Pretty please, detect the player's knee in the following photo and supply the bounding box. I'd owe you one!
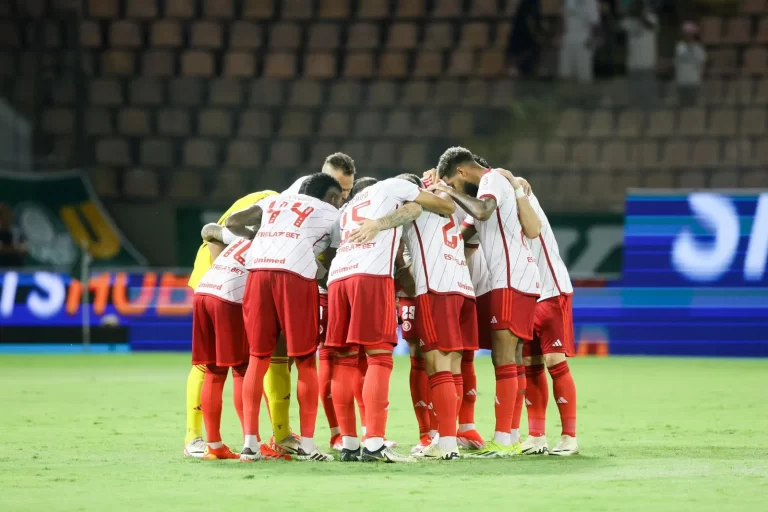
[543,352,566,368]
[461,350,475,365]
[407,341,421,358]
[523,355,543,367]
[366,351,393,369]
[232,364,248,378]
[206,364,228,376]
[294,353,316,370]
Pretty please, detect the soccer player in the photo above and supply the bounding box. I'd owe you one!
[325,177,455,463]
[184,189,278,457]
[435,147,542,457]
[285,152,355,200]
[226,173,343,462]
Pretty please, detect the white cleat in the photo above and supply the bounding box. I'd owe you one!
[419,443,460,461]
[410,435,433,455]
[297,448,335,462]
[239,446,262,462]
[362,445,417,463]
[384,439,398,449]
[273,435,301,455]
[183,437,206,458]
[550,435,579,456]
[520,435,549,455]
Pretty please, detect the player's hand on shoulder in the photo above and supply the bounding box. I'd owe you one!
[493,168,524,191]
[348,218,381,244]
[422,168,438,188]
[518,177,532,196]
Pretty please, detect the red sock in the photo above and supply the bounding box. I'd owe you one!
[232,364,247,436]
[428,371,458,438]
[511,364,526,431]
[525,364,548,436]
[549,361,577,437]
[318,347,338,430]
[453,374,464,425]
[243,355,271,437]
[409,356,431,434]
[331,354,359,438]
[494,364,518,434]
[363,351,393,439]
[356,351,367,428]
[202,365,228,443]
[459,351,477,425]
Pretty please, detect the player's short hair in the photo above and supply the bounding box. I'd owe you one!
[350,177,377,199]
[324,152,356,176]
[396,173,423,188]
[437,146,477,179]
[472,154,491,169]
[299,172,342,199]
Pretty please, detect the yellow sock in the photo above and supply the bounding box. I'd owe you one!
[264,357,291,440]
[184,365,206,444]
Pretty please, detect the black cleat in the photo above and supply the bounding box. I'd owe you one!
[339,447,362,462]
[361,445,416,463]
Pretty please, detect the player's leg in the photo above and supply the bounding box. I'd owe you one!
[318,344,340,448]
[264,333,292,445]
[355,346,367,437]
[510,342,526,454]
[421,349,461,460]
[201,364,239,459]
[459,294,487,449]
[487,329,520,456]
[232,363,247,435]
[408,341,433,453]
[521,349,549,455]
[186,294,215,458]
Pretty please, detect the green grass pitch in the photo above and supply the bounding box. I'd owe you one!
[1,354,767,511]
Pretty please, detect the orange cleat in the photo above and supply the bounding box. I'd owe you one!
[203,444,240,460]
[260,444,292,461]
[457,429,486,450]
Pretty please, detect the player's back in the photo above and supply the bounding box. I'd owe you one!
[246,193,339,279]
[473,170,540,296]
[329,178,420,283]
[456,206,491,297]
[196,237,251,303]
[402,209,473,298]
[526,193,573,300]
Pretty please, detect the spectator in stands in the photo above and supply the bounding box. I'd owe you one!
[559,0,602,84]
[507,0,544,78]
[675,22,707,107]
[0,203,26,267]
[620,0,659,108]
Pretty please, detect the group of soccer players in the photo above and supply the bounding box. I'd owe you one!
[182,147,579,462]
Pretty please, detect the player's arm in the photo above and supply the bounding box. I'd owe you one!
[316,247,337,290]
[224,204,263,239]
[413,190,455,215]
[490,169,541,238]
[394,240,416,297]
[461,223,478,260]
[347,201,423,244]
[434,184,497,221]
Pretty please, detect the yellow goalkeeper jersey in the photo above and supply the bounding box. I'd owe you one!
[187,190,278,290]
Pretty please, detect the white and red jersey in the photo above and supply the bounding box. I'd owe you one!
[527,193,573,302]
[455,207,491,297]
[402,209,474,298]
[246,193,340,280]
[328,178,420,284]
[195,237,251,304]
[463,170,540,297]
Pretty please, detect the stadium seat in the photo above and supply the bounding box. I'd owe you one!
[691,139,721,168]
[379,51,409,78]
[413,109,441,137]
[271,23,302,50]
[722,17,752,45]
[710,168,740,188]
[305,52,337,78]
[165,0,197,18]
[42,108,73,135]
[208,79,243,106]
[141,50,174,77]
[370,142,397,167]
[248,79,284,106]
[755,78,768,103]
[89,79,123,105]
[679,108,706,136]
[169,170,204,199]
[742,0,766,14]
[354,110,383,137]
[367,81,397,106]
[742,107,766,135]
[540,0,562,16]
[124,168,160,198]
[477,50,505,77]
[602,141,634,170]
[344,52,375,78]
[470,0,498,17]
[204,0,234,18]
[741,169,768,187]
[460,23,489,49]
[571,141,598,167]
[423,23,454,49]
[708,108,737,136]
[542,141,568,168]
[723,78,754,105]
[743,46,768,75]
[308,141,338,163]
[184,138,219,167]
[614,168,641,191]
[387,23,419,49]
[512,139,539,167]
[140,138,174,167]
[723,138,751,165]
[243,0,274,19]
[660,140,690,168]
[102,50,135,76]
[226,140,263,167]
[329,81,363,106]
[238,110,273,137]
[757,17,768,43]
[89,167,120,198]
[198,109,233,137]
[637,141,661,168]
[447,50,474,76]
[264,53,297,78]
[268,140,303,168]
[88,0,119,18]
[318,0,350,19]
[118,108,150,135]
[181,51,214,77]
[86,108,113,135]
[754,138,768,164]
[318,111,349,137]
[151,20,183,48]
[644,171,675,189]
[109,21,142,48]
[556,109,585,138]
[230,21,263,49]
[339,141,366,164]
[395,0,426,18]
[224,52,256,77]
[348,22,381,49]
[358,0,389,19]
[157,108,191,136]
[434,80,461,105]
[191,21,223,49]
[127,0,158,18]
[399,142,428,169]
[432,0,463,18]
[678,170,707,189]
[288,80,323,106]
[617,110,644,138]
[489,80,515,106]
[701,79,723,105]
[384,110,412,136]
[79,20,101,48]
[700,17,722,45]
[495,22,512,48]
[413,51,443,78]
[586,110,612,138]
[551,174,584,207]
[400,81,430,105]
[647,109,676,137]
[708,48,739,75]
[448,110,473,138]
[462,80,489,106]
[211,170,246,200]
[308,23,340,50]
[282,0,314,19]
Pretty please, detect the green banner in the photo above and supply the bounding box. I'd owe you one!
[176,206,228,267]
[0,171,146,267]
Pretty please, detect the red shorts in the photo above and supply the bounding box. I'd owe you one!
[191,294,248,367]
[318,292,329,343]
[476,292,492,350]
[525,294,575,357]
[484,287,538,344]
[398,296,418,340]
[416,293,479,353]
[326,275,398,348]
[242,270,319,358]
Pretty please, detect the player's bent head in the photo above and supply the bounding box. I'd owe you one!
[472,154,491,169]
[437,146,485,192]
[322,152,356,200]
[299,172,344,208]
[395,173,424,188]
[350,177,377,200]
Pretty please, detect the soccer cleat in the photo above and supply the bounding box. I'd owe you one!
[465,440,515,459]
[410,434,434,455]
[339,447,362,462]
[297,448,335,462]
[203,444,240,460]
[260,444,292,461]
[520,435,549,455]
[509,441,523,455]
[384,438,398,448]
[457,429,486,450]
[183,437,206,458]
[362,445,416,463]
[272,434,301,455]
[550,435,579,456]
[239,446,262,463]
[330,434,343,451]
[419,443,460,461]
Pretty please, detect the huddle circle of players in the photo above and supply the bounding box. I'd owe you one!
[186,148,579,463]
